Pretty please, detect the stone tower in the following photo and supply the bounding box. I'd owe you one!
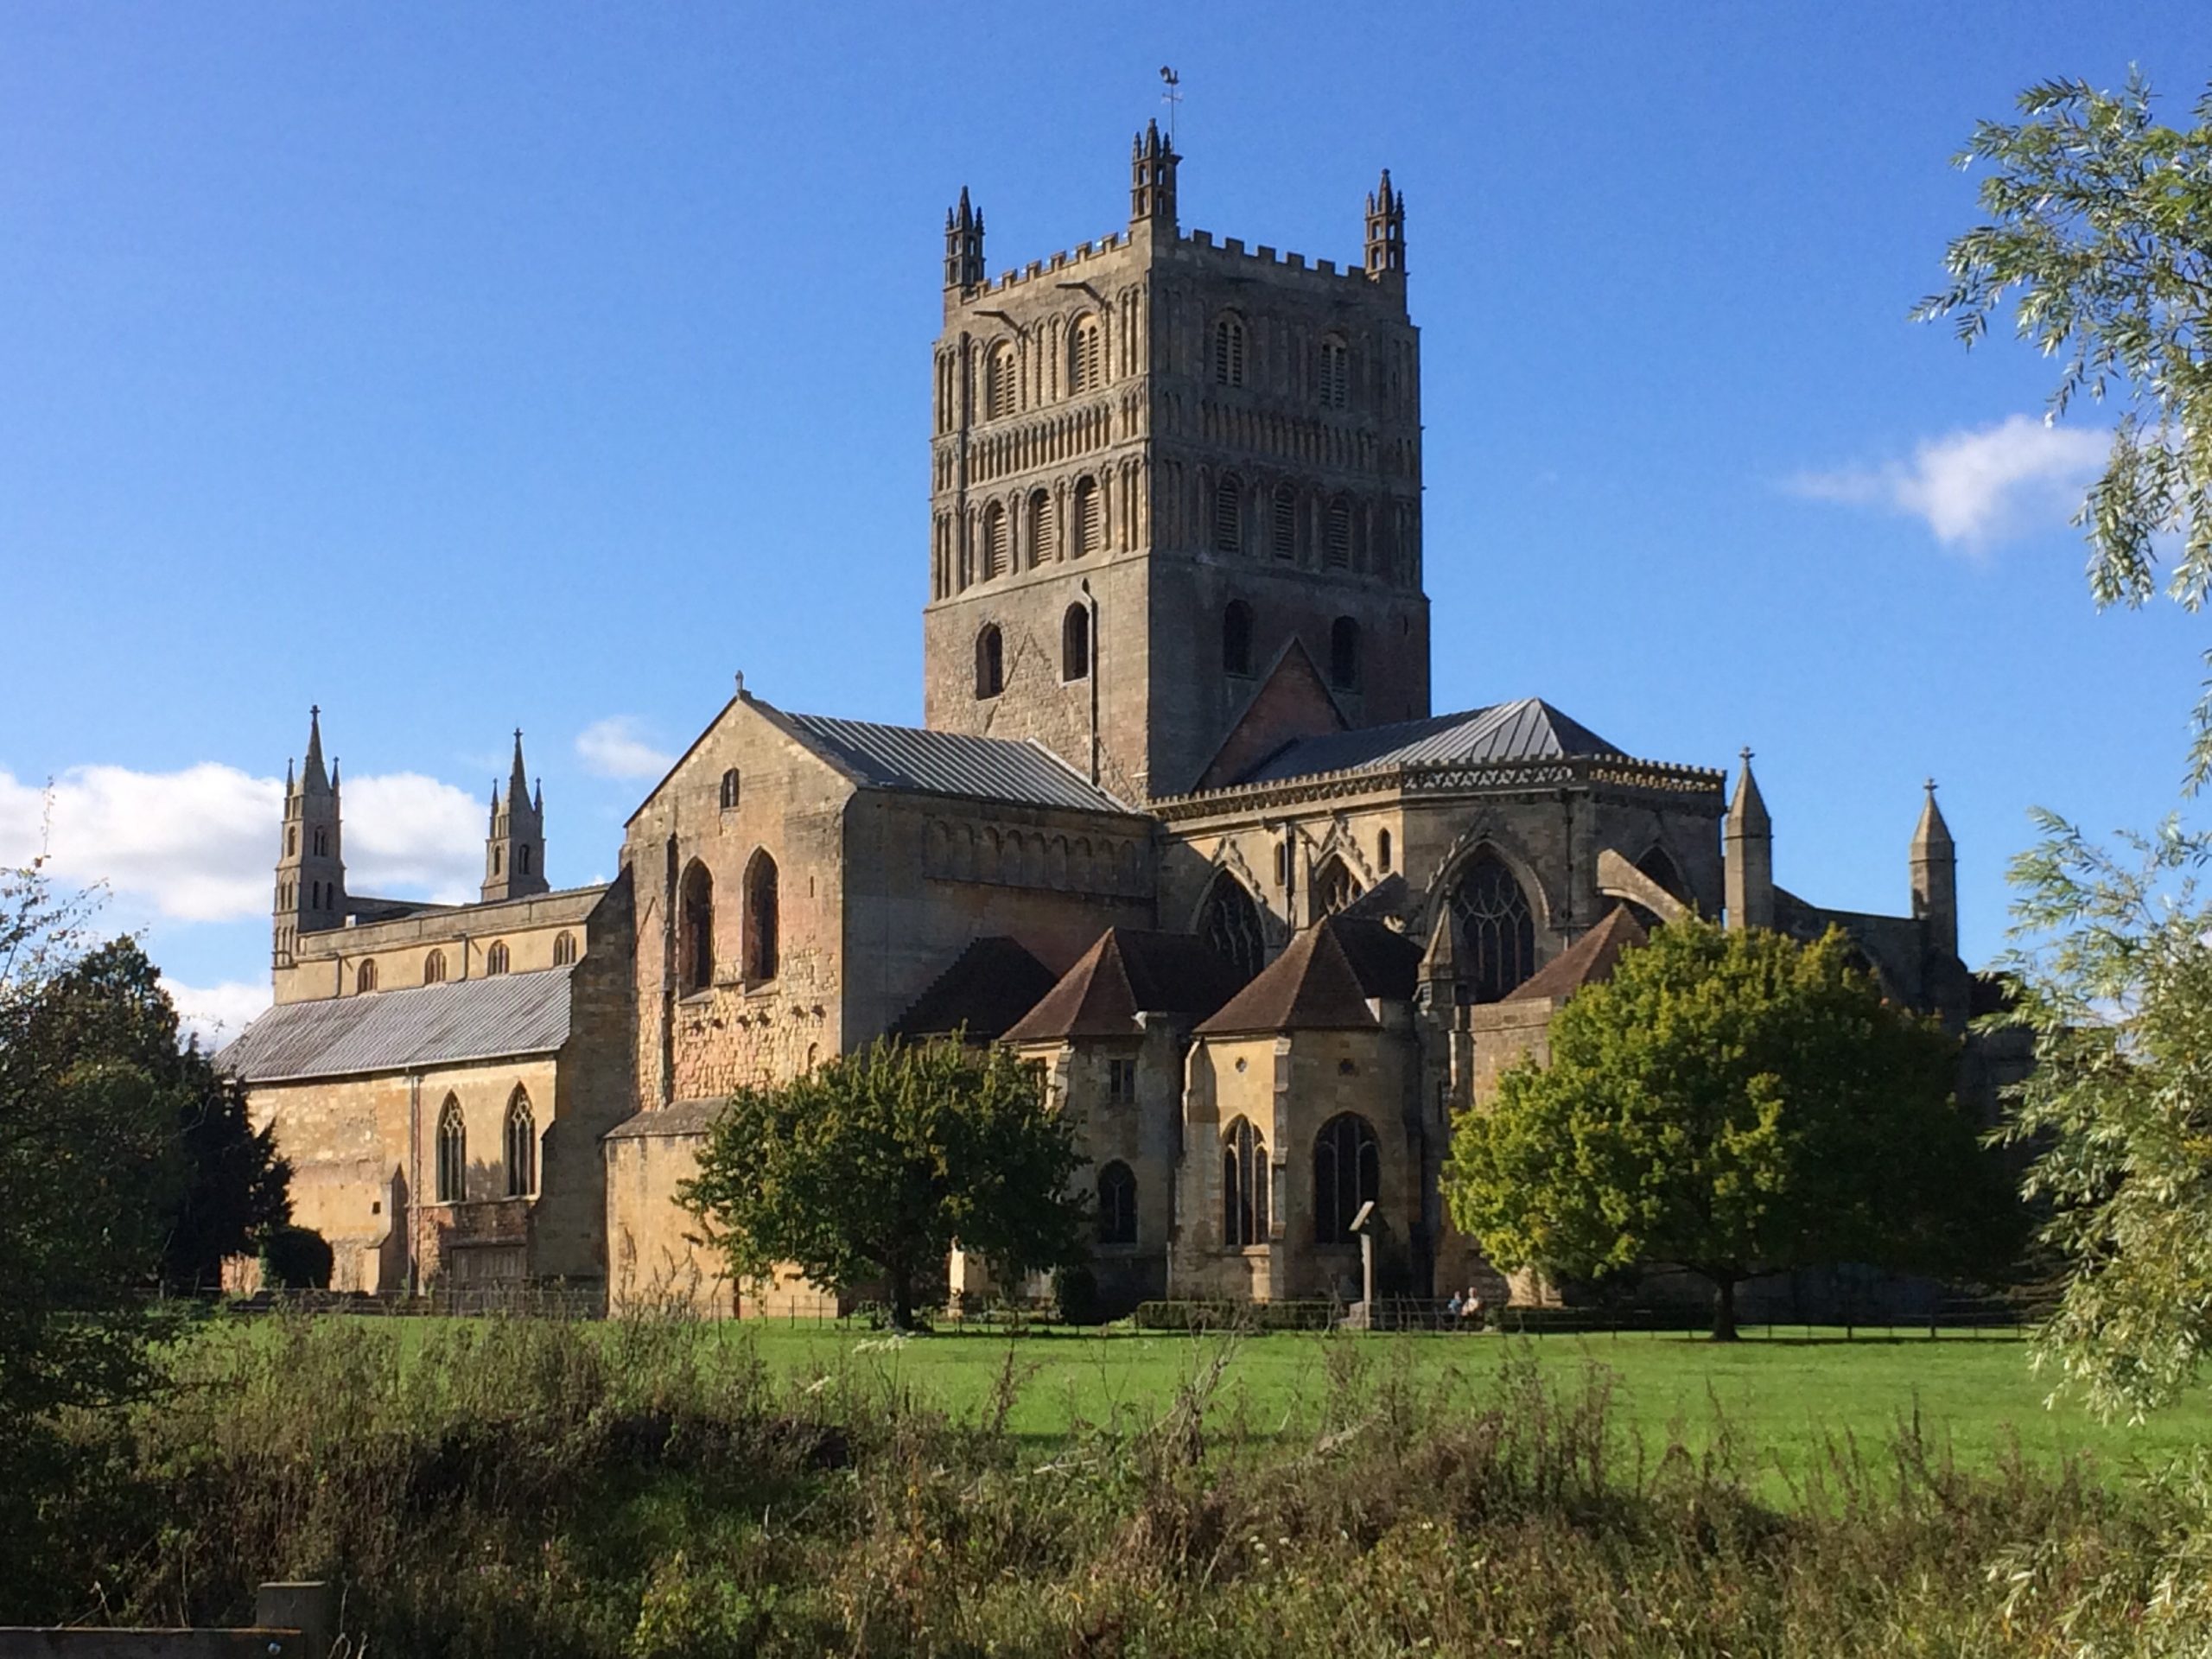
[272,706,346,966]
[1910,780,1956,958]
[921,130,1429,801]
[482,730,549,903]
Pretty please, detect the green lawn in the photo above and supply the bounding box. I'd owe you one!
[726,1323,2206,1484]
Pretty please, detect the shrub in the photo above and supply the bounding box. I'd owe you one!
[258,1225,334,1290]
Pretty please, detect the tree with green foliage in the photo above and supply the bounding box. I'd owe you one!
[681,1037,1086,1328]
[1915,71,2212,784]
[1445,917,2003,1339]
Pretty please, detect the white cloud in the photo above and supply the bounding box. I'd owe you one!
[1790,415,2107,551]
[0,763,485,923]
[576,716,674,781]
[163,976,272,1047]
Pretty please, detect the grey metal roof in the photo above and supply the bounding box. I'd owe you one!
[780,712,1134,815]
[217,968,574,1084]
[1239,697,1624,785]
[604,1098,728,1140]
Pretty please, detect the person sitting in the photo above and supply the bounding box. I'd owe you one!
[1444,1288,1465,1327]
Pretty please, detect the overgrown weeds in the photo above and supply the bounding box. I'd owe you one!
[18,1313,2199,1655]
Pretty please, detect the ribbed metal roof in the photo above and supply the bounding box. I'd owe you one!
[217,969,574,1084]
[1239,697,1624,785]
[781,713,1133,814]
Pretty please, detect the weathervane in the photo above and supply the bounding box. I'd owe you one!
[1160,66,1181,147]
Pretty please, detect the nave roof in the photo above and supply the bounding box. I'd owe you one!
[1236,697,1624,785]
[218,967,574,1084]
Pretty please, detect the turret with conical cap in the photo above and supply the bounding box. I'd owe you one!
[1910,779,1957,958]
[272,704,346,969]
[1723,747,1774,931]
[482,728,549,903]
[1129,118,1179,227]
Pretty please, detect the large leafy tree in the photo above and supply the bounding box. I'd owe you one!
[1445,918,2002,1339]
[681,1038,1086,1328]
[1915,72,2212,783]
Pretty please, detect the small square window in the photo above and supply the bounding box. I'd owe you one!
[1107,1058,1137,1102]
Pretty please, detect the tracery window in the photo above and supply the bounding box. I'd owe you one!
[743,849,779,983]
[679,861,714,992]
[485,941,511,976]
[1313,1114,1380,1244]
[435,1096,465,1203]
[552,931,576,967]
[1222,601,1255,677]
[1312,855,1363,918]
[1212,315,1247,387]
[1448,850,1538,1005]
[1097,1160,1137,1245]
[1271,484,1298,560]
[504,1088,537,1198]
[975,625,1004,698]
[986,342,1017,420]
[1069,314,1102,394]
[1329,617,1361,690]
[423,948,447,984]
[1319,336,1350,409]
[1223,1117,1268,1247]
[1199,873,1266,982]
[1212,473,1243,554]
[1062,603,1090,680]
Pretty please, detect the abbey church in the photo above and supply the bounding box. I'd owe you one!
[221,128,1978,1315]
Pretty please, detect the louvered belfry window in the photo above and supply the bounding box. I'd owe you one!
[1070,315,1102,393]
[1272,486,1297,559]
[1212,474,1242,554]
[1213,315,1245,387]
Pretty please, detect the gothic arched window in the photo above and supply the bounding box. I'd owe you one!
[1325,496,1353,569]
[975,624,1004,698]
[1222,601,1255,677]
[1069,314,1102,394]
[1312,855,1363,918]
[504,1088,536,1198]
[1212,473,1243,554]
[1062,603,1090,680]
[986,341,1016,420]
[743,849,779,983]
[1199,873,1266,982]
[1071,476,1100,557]
[1027,488,1054,565]
[1329,617,1361,690]
[1637,845,1685,900]
[355,958,378,994]
[435,1096,465,1204]
[679,860,714,993]
[1271,484,1298,560]
[552,931,576,967]
[719,768,741,810]
[1313,1113,1380,1243]
[1223,1117,1268,1247]
[1378,829,1394,874]
[423,948,447,985]
[1319,335,1350,409]
[1448,850,1538,1005]
[1097,1160,1137,1245]
[485,941,510,976]
[1213,315,1247,387]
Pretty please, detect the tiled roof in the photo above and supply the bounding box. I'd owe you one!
[217,969,573,1084]
[887,937,1061,1044]
[1504,905,1648,1002]
[1196,917,1421,1036]
[1003,929,1249,1044]
[779,712,1135,815]
[1237,697,1624,785]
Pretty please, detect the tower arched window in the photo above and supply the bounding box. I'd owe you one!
[1211,474,1243,554]
[1329,617,1361,690]
[1447,849,1539,1005]
[518,846,531,875]
[1313,1114,1380,1243]
[552,931,576,967]
[986,341,1017,420]
[1071,476,1100,558]
[493,846,503,876]
[1198,873,1265,982]
[1027,488,1054,565]
[355,958,378,994]
[504,1087,537,1198]
[1223,1117,1268,1247]
[1069,314,1102,394]
[1097,1160,1137,1245]
[1271,484,1298,560]
[435,1096,466,1204]
[1378,829,1394,874]
[1061,603,1090,680]
[286,826,296,855]
[485,940,510,976]
[313,828,328,856]
[743,849,779,983]
[1212,315,1247,387]
[1318,336,1350,409]
[678,861,713,993]
[981,500,1009,579]
[1312,855,1363,918]
[1325,497,1354,568]
[1222,601,1255,677]
[975,624,1004,698]
[719,768,741,810]
[424,948,447,984]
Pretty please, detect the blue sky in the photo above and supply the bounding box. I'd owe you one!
[3,3,2205,1035]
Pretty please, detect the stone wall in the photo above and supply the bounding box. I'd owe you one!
[275,886,603,1005]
